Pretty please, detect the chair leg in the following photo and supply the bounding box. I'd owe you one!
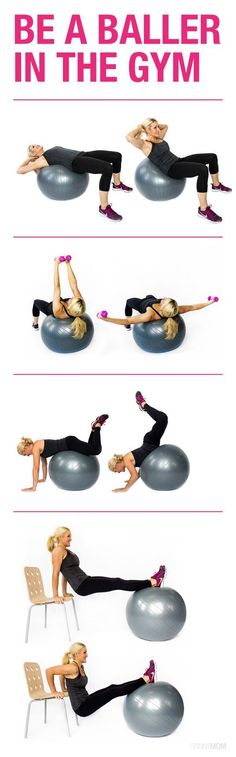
[71,598,79,630]
[44,604,47,629]
[61,699,71,737]
[75,714,80,726]
[44,699,47,723]
[25,606,33,643]
[24,701,32,738]
[62,604,71,641]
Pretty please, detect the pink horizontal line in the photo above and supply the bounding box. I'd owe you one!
[14,373,223,377]
[13,236,223,239]
[13,510,223,514]
[13,98,223,102]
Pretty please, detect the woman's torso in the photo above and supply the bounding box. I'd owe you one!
[131,443,157,468]
[51,297,71,319]
[60,549,88,590]
[43,146,83,170]
[40,437,69,458]
[140,295,162,320]
[145,140,179,175]
[65,668,88,712]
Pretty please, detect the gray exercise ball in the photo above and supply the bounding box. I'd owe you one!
[37,165,89,201]
[140,444,190,491]
[124,681,184,737]
[49,451,100,491]
[133,317,186,353]
[135,160,186,201]
[126,587,186,641]
[41,315,94,354]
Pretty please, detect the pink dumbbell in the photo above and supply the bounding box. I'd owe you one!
[58,256,66,263]
[98,310,108,318]
[65,255,72,262]
[208,296,219,302]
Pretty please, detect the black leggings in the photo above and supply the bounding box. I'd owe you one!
[76,677,144,717]
[32,299,53,317]
[168,153,219,192]
[65,430,101,456]
[125,295,157,317]
[77,576,150,596]
[72,150,122,191]
[143,404,168,446]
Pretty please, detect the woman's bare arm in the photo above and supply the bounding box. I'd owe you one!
[38,457,47,483]
[66,261,82,298]
[17,156,47,174]
[46,663,77,697]
[178,300,217,314]
[21,446,41,492]
[51,547,65,602]
[157,124,168,138]
[59,674,67,693]
[97,312,151,326]
[126,125,145,150]
[52,259,63,314]
[112,455,139,493]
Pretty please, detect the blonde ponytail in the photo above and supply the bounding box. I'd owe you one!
[70,317,87,340]
[65,297,87,340]
[47,526,70,552]
[163,317,179,341]
[62,642,86,665]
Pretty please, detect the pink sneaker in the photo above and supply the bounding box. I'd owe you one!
[99,204,122,221]
[112,181,133,193]
[91,414,109,429]
[151,565,166,587]
[198,205,222,223]
[144,660,156,683]
[211,182,232,192]
[135,390,146,409]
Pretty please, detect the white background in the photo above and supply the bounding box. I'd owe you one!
[1,0,235,755]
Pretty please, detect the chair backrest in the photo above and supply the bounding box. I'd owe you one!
[24,662,45,698]
[24,567,47,603]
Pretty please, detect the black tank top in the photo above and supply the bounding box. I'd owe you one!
[60,549,87,590]
[40,437,69,458]
[65,667,88,712]
[148,141,178,175]
[131,442,156,468]
[49,298,70,319]
[140,295,161,313]
[43,147,82,170]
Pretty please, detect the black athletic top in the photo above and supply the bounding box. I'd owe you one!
[131,441,157,468]
[43,147,82,169]
[60,549,88,590]
[148,141,178,175]
[65,668,89,712]
[139,295,161,313]
[48,298,70,319]
[40,437,69,458]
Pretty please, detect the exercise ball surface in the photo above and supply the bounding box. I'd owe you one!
[37,165,89,201]
[41,315,94,353]
[133,316,186,353]
[124,681,184,737]
[135,159,186,201]
[140,444,190,491]
[126,587,186,641]
[49,451,100,491]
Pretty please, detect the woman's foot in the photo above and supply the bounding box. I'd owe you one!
[112,181,133,193]
[151,565,166,587]
[198,206,222,223]
[91,414,109,429]
[32,323,39,330]
[135,390,146,409]
[143,660,156,684]
[211,182,232,192]
[99,204,123,221]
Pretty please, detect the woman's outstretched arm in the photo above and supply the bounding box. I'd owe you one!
[21,447,41,492]
[52,258,63,314]
[38,457,47,483]
[97,312,151,326]
[66,260,83,298]
[178,300,218,314]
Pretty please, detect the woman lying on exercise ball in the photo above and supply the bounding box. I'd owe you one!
[46,643,156,716]
[47,526,166,602]
[97,295,218,339]
[32,256,87,339]
[16,414,108,492]
[126,119,231,222]
[17,144,133,221]
[108,391,168,493]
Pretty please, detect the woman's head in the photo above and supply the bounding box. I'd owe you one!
[108,454,125,473]
[63,642,87,665]
[28,144,44,159]
[47,526,72,552]
[159,298,179,341]
[66,298,87,340]
[141,118,161,139]
[17,437,34,456]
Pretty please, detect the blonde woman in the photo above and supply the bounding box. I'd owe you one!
[109,391,168,493]
[47,526,166,603]
[17,414,108,492]
[126,118,231,223]
[32,257,87,340]
[97,294,218,339]
[46,643,155,716]
[17,144,133,221]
